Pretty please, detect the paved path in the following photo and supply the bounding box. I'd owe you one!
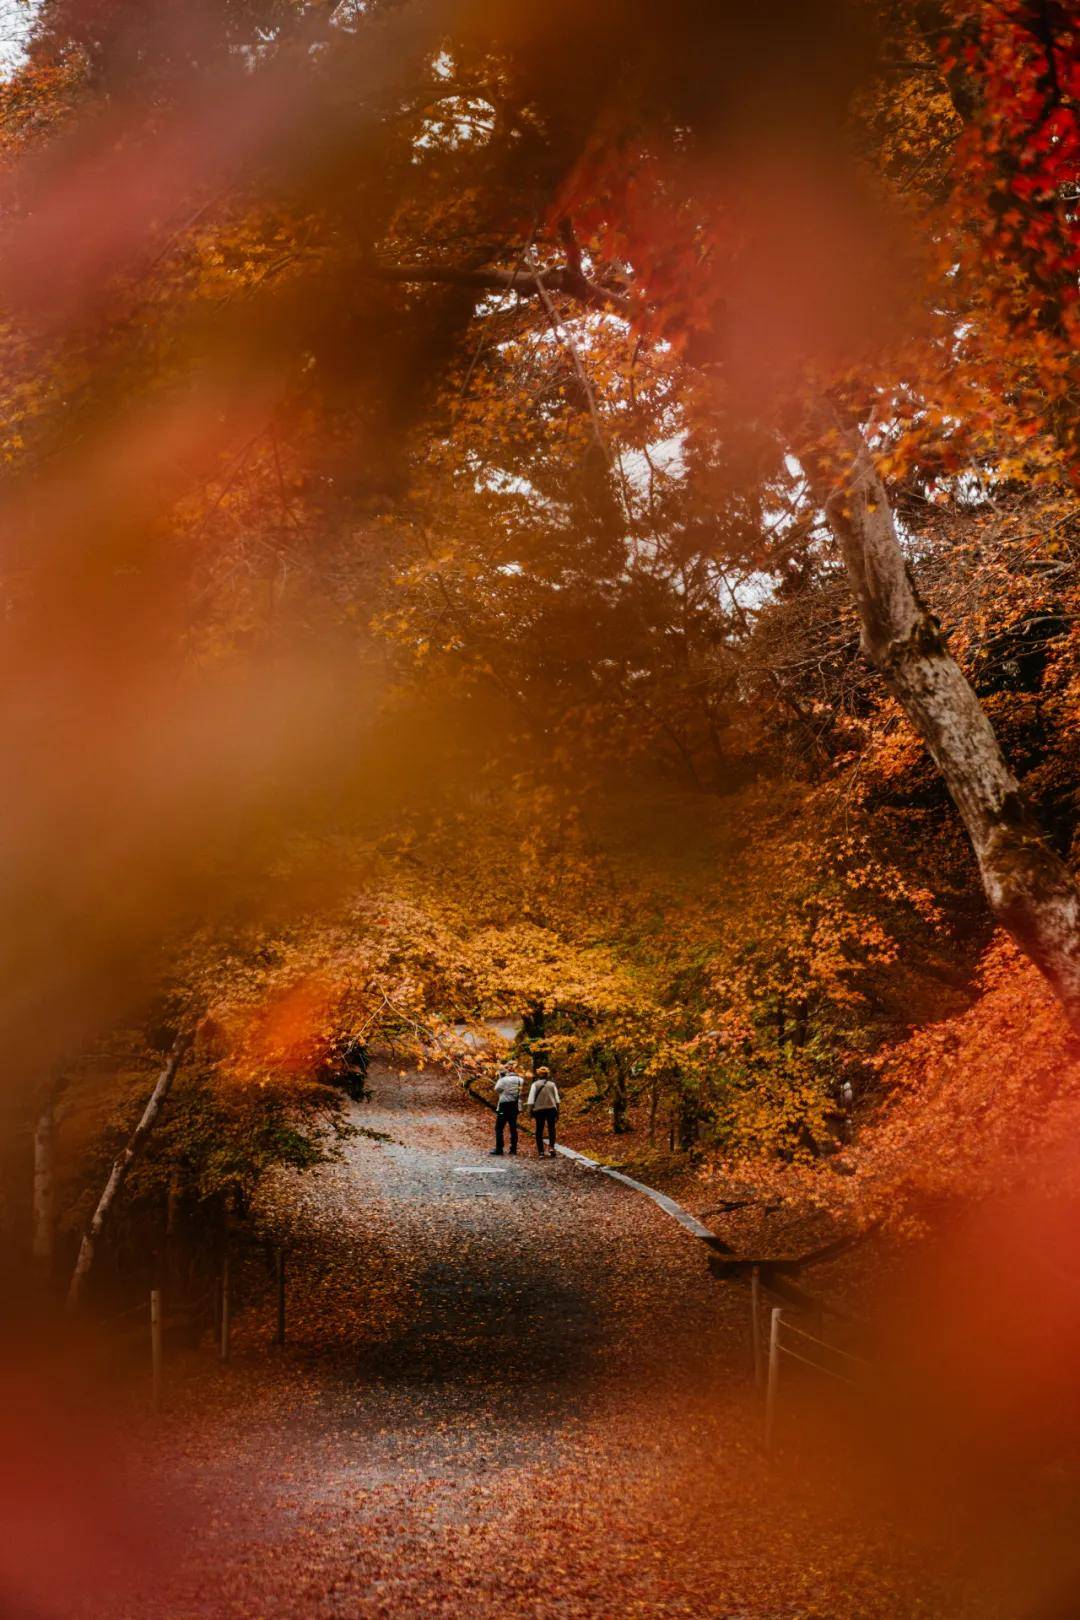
[104,1065,948,1619]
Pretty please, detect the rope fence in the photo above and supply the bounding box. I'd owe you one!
[88,1243,291,1412]
[763,1303,874,1450]
[779,1314,871,1369]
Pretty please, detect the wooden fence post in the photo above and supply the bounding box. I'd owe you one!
[765,1307,782,1451]
[274,1248,285,1346]
[150,1288,162,1410]
[750,1265,763,1387]
[220,1256,230,1362]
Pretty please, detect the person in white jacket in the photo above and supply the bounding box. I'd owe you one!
[527,1067,560,1158]
[490,1066,523,1156]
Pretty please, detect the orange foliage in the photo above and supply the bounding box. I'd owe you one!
[218,973,339,1086]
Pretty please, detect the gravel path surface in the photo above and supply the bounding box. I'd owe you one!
[96,1065,971,1619]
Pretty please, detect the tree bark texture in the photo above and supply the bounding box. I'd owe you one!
[824,429,1080,1027]
[611,1063,630,1134]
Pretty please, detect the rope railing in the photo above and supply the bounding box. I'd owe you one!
[85,1243,290,1412]
[764,1306,873,1450]
[776,1342,860,1384]
[94,1295,152,1327]
[778,1314,872,1367]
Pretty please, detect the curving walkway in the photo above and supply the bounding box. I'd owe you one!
[104,1064,962,1619]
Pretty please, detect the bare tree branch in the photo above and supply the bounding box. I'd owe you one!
[373,261,631,317]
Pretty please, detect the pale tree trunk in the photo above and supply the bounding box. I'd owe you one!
[824,429,1080,1027]
[32,1097,56,1268]
[66,1033,190,1312]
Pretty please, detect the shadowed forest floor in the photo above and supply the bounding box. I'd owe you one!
[75,1066,1010,1619]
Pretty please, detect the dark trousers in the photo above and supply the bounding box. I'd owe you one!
[534,1108,557,1153]
[495,1102,519,1154]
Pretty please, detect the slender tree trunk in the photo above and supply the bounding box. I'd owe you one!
[611,1061,630,1134]
[824,429,1080,1027]
[66,1033,190,1312]
[32,1097,56,1268]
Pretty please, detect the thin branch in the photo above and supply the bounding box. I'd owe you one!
[374,261,631,318]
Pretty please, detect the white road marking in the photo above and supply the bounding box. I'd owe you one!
[554,1146,718,1239]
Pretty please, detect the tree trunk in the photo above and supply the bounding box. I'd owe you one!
[611,1062,630,1134]
[66,1033,190,1312]
[32,1097,56,1268]
[824,429,1080,1027]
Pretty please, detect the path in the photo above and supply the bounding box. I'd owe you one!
[102,1065,964,1619]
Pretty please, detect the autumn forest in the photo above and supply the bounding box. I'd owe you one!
[3,3,1080,1617]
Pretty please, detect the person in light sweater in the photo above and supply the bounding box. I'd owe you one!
[527,1067,560,1158]
[490,1066,523,1156]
